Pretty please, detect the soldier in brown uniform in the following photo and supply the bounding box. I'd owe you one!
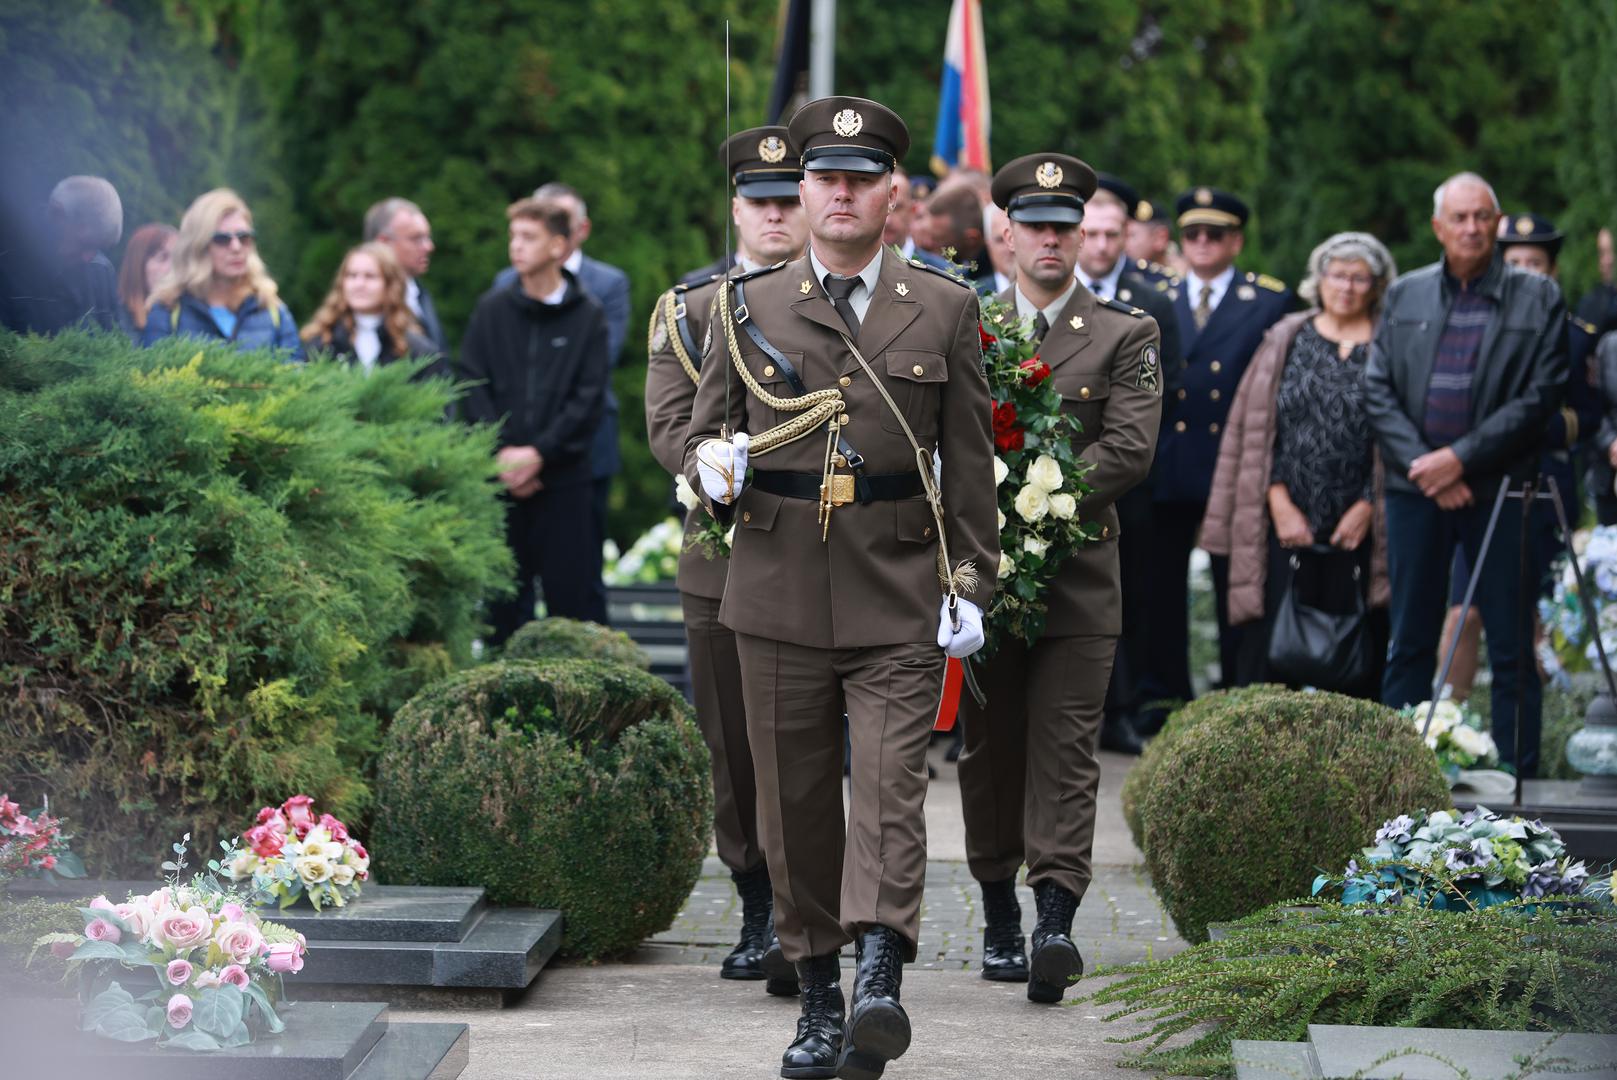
[956,153,1163,1004]
[683,97,999,1080]
[645,126,808,991]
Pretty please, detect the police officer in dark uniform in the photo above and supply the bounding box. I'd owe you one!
[1139,187,1292,731]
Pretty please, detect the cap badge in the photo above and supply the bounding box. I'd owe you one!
[1195,187,1214,206]
[894,282,910,297]
[1036,161,1064,189]
[759,136,787,164]
[1069,315,1085,331]
[1516,215,1535,236]
[800,279,814,295]
[832,109,864,138]
[1135,201,1152,222]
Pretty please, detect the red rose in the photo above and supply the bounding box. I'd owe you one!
[1019,356,1052,387]
[991,400,1025,452]
[979,324,996,350]
[246,823,284,858]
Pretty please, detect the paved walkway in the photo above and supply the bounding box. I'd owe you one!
[392,744,1188,1079]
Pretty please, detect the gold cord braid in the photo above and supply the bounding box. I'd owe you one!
[716,279,845,456]
[659,290,702,387]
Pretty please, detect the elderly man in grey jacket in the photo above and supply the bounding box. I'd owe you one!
[1364,171,1566,777]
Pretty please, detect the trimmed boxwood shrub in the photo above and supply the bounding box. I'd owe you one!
[1121,686,1291,854]
[504,618,651,671]
[372,658,712,959]
[1138,689,1452,943]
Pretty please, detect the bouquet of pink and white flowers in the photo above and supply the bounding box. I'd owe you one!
[35,836,305,1051]
[1,793,85,881]
[229,795,370,911]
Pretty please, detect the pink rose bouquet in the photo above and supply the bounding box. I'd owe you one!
[0,793,86,881]
[229,795,369,911]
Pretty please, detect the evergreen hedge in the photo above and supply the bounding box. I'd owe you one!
[1137,689,1452,943]
[372,659,712,960]
[504,618,652,671]
[0,330,512,876]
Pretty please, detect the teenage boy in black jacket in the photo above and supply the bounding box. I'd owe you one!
[460,196,611,641]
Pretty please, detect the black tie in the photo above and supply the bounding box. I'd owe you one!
[1032,311,1050,344]
[1089,280,1106,299]
[824,275,862,337]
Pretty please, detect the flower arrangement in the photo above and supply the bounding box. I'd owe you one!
[675,474,733,561]
[1540,525,1617,683]
[603,517,684,585]
[978,296,1097,648]
[1402,698,1499,776]
[1311,806,1602,911]
[228,796,369,911]
[35,836,304,1051]
[0,793,86,881]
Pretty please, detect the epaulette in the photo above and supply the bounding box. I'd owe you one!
[907,258,974,289]
[1571,315,1598,336]
[1255,273,1287,293]
[1100,297,1147,318]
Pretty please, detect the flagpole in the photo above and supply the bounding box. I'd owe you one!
[809,0,835,98]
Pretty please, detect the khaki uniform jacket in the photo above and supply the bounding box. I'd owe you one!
[646,275,728,600]
[684,248,999,649]
[997,284,1162,637]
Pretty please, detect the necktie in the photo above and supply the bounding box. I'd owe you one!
[1032,311,1050,344]
[1194,284,1212,331]
[824,275,862,337]
[1089,280,1106,300]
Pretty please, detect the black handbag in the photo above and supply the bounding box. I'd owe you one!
[1265,543,1373,692]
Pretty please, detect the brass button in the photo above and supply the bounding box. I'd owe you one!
[1177,388,1187,400]
[838,415,851,425]
[1210,361,1222,373]
[839,376,852,387]
[763,365,776,377]
[923,526,933,538]
[912,364,925,376]
[1209,422,1220,434]
[1210,389,1221,401]
[743,511,752,523]
[1079,387,1091,400]
[1174,420,1187,433]
[1101,526,1110,538]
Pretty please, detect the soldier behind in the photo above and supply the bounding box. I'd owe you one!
[684,96,998,1080]
[645,125,808,991]
[1076,174,1184,753]
[1124,195,1181,286]
[956,154,1163,1004]
[1138,188,1292,732]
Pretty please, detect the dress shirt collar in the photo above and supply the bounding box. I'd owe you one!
[1081,256,1127,301]
[1014,276,1080,328]
[564,248,584,275]
[1186,265,1236,312]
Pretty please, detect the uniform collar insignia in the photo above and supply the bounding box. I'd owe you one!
[894,282,909,297]
[1070,315,1084,330]
[799,279,813,294]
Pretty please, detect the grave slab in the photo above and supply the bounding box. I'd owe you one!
[1233,1039,1323,1080]
[1307,1025,1617,1080]
[350,1021,470,1080]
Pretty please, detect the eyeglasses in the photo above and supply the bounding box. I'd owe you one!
[1181,226,1229,243]
[1324,270,1375,289]
[210,230,256,248]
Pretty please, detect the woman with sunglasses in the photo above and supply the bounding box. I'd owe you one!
[141,188,303,360]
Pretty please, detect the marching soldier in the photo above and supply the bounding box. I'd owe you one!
[1139,187,1292,733]
[684,96,998,1080]
[956,154,1163,1003]
[645,126,809,992]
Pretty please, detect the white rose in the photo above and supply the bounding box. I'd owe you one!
[1014,484,1050,523]
[993,457,1010,486]
[1048,493,1077,520]
[294,855,333,885]
[1026,454,1063,493]
[228,852,257,881]
[673,474,701,510]
[302,826,332,847]
[299,839,335,862]
[1450,724,1495,760]
[1023,536,1049,558]
[330,863,358,888]
[997,509,1006,530]
[724,525,736,546]
[997,552,1016,579]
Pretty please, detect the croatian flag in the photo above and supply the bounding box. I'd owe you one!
[931,0,991,175]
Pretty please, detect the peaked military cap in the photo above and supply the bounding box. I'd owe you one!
[1497,211,1565,260]
[1175,187,1250,230]
[723,126,802,199]
[1094,172,1140,218]
[788,96,909,174]
[991,153,1098,225]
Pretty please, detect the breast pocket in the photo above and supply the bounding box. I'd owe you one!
[881,350,949,437]
[1059,371,1111,444]
[747,351,805,430]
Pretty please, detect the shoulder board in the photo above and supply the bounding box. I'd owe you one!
[1256,273,1287,293]
[1571,315,1598,336]
[1100,297,1147,318]
[908,258,974,288]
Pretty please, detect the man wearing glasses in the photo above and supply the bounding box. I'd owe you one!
[1139,188,1292,729]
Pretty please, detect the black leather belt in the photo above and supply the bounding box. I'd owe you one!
[752,469,925,504]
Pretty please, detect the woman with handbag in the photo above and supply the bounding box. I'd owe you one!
[1201,232,1398,696]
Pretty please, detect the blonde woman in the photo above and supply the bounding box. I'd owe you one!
[142,188,302,359]
[300,242,444,378]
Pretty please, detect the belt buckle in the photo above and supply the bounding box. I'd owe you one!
[826,473,855,506]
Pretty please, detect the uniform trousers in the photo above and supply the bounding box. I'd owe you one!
[681,592,763,875]
[956,634,1115,901]
[735,633,943,963]
[489,481,608,645]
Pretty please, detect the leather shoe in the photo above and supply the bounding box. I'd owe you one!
[978,877,1027,982]
[723,865,773,980]
[1028,881,1084,1004]
[781,953,843,1079]
[837,926,910,1080]
[764,933,801,996]
[1099,712,1145,755]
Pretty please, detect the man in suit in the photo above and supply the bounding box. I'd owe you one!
[685,96,998,1080]
[957,153,1162,1004]
[926,176,996,292]
[1073,174,1184,753]
[365,198,447,352]
[1139,188,1292,732]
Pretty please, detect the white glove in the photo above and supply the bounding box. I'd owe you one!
[696,431,750,504]
[937,597,985,658]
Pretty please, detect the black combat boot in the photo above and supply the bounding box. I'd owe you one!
[1027,880,1084,1004]
[979,876,1028,982]
[763,930,801,996]
[836,926,910,1080]
[781,953,844,1079]
[724,865,773,980]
